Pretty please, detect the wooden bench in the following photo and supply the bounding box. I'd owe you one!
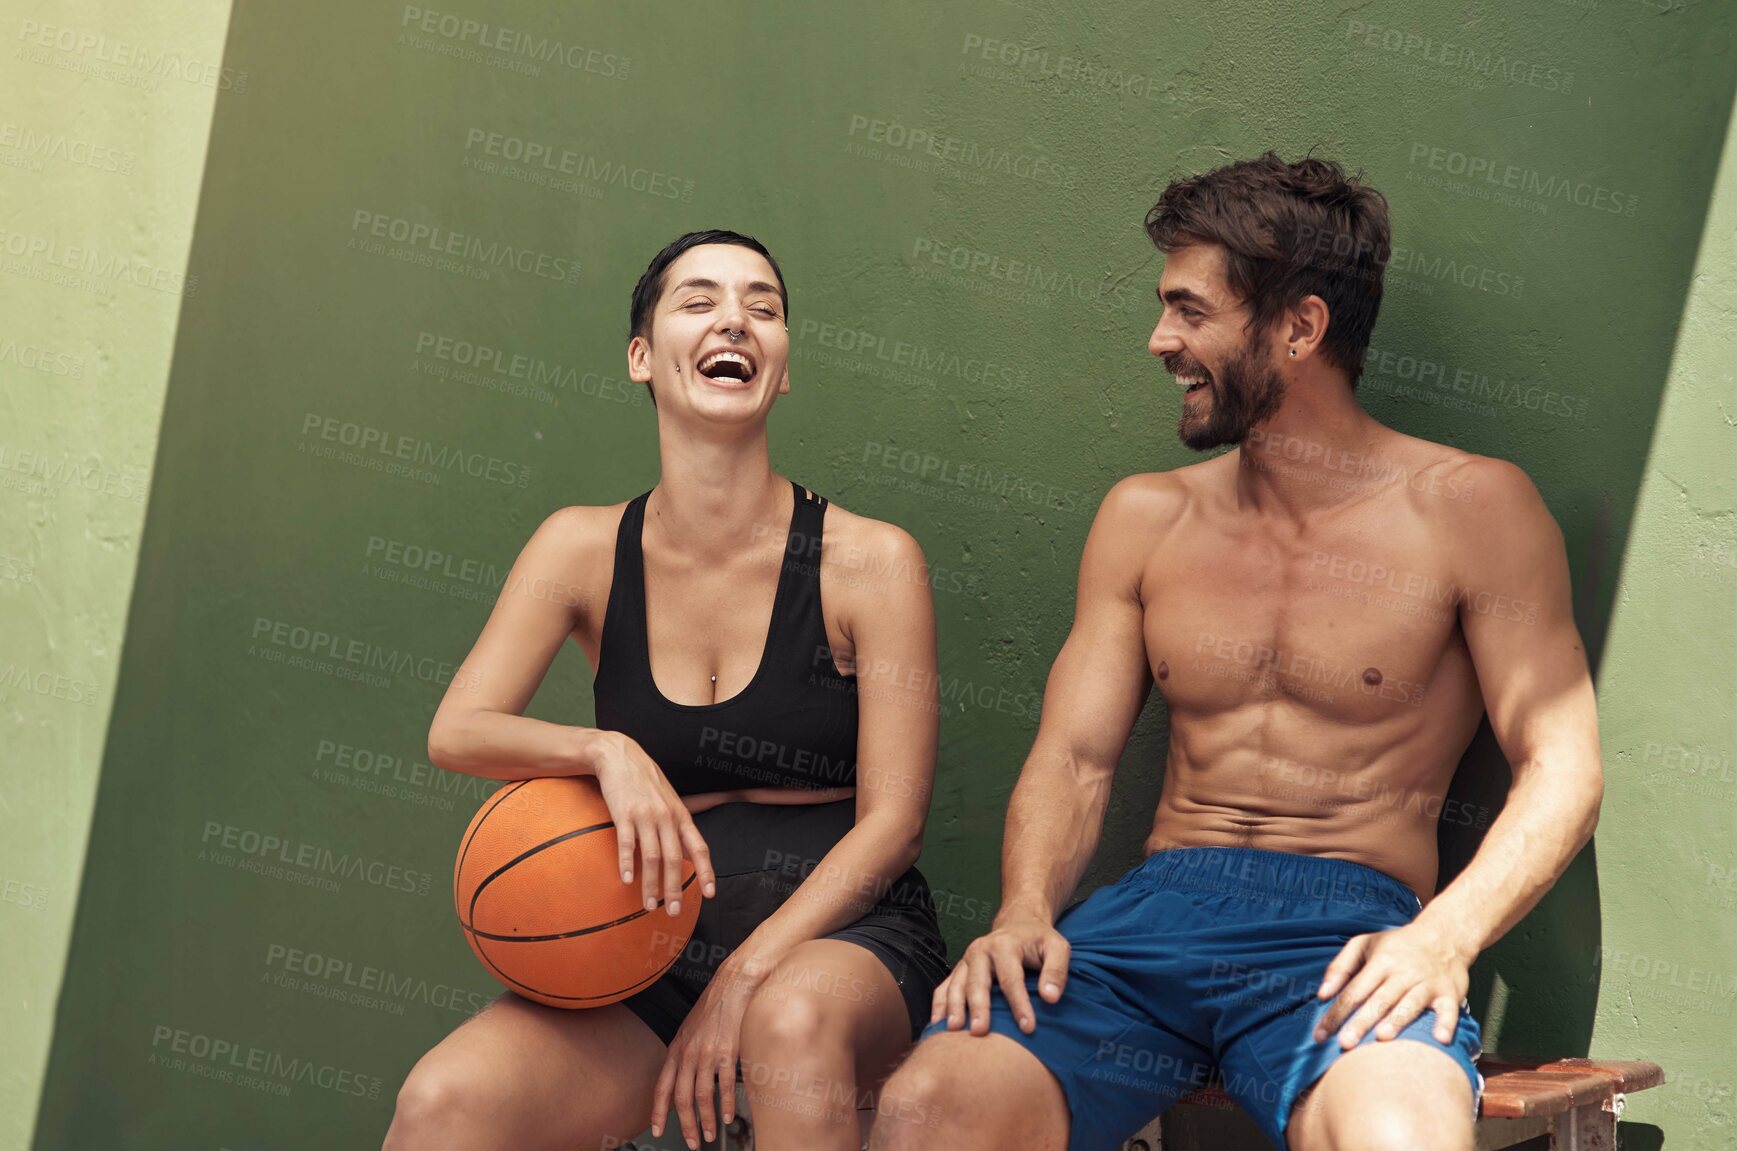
[1119,1056,1665,1151]
[635,1054,1662,1149]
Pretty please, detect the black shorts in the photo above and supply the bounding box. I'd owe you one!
[616,798,951,1047]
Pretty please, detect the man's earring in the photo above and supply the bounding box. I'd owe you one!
[1288,348,1297,357]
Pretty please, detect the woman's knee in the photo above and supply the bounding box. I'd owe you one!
[384,1058,476,1149]
[742,976,843,1052]
[385,1055,630,1151]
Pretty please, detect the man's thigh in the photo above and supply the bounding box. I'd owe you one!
[1285,1039,1477,1151]
[892,865,1212,1149]
[1215,977,1482,1150]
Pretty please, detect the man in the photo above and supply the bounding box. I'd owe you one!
[869,152,1604,1151]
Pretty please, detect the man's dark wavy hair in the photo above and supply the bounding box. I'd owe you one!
[1145,151,1392,389]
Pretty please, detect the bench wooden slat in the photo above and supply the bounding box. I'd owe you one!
[1479,1069,1629,1117]
[1476,1058,1665,1119]
[1477,1058,1664,1094]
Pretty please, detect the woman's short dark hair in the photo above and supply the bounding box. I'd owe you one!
[628,230,788,342]
[1145,151,1392,388]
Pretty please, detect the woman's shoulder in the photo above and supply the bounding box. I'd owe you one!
[806,493,930,600]
[511,499,639,578]
[530,499,635,543]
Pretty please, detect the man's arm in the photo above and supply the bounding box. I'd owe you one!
[1317,458,1605,1047]
[1415,458,1605,953]
[935,476,1162,1034]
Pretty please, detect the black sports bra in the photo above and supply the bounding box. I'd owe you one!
[592,480,859,795]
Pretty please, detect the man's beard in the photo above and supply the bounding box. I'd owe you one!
[1176,339,1287,451]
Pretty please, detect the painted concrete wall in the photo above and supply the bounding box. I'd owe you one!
[4,2,1733,1147]
[1587,83,1737,1148]
[0,2,237,1149]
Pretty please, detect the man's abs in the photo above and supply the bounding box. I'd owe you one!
[1138,451,1491,900]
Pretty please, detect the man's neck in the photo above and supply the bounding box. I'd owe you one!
[1232,388,1390,524]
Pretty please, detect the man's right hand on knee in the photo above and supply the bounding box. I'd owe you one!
[930,913,1070,1035]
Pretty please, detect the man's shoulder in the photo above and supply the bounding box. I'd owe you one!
[1387,439,1559,592]
[1099,457,1224,521]
[1389,433,1544,515]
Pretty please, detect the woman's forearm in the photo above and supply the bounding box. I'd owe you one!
[731,813,922,974]
[427,708,607,780]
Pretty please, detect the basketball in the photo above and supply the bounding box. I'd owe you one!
[454,776,701,1008]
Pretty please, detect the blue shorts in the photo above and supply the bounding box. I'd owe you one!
[916,847,1483,1151]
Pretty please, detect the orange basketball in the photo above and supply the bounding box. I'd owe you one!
[454,776,701,1008]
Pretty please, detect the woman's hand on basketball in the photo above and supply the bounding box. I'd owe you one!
[931,911,1070,1037]
[650,952,767,1148]
[590,730,716,913]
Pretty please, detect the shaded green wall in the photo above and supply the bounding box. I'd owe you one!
[8,2,1735,1148]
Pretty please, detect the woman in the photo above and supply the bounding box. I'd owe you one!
[383,230,950,1151]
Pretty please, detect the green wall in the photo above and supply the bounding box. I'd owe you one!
[5,1,1734,1148]
[0,1,236,1149]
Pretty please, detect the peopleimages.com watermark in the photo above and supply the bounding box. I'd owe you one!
[794,317,1020,392]
[411,328,648,408]
[1343,19,1574,93]
[0,335,84,378]
[857,441,1086,516]
[461,127,692,201]
[0,660,100,706]
[1597,945,1735,1016]
[1360,346,1590,423]
[1642,741,1734,799]
[909,237,1131,311]
[396,6,628,80]
[248,613,480,693]
[844,114,1079,189]
[348,208,580,287]
[0,119,134,177]
[261,941,494,1018]
[0,225,197,297]
[15,18,248,92]
[957,32,1199,106]
[1404,142,1639,219]
[148,1024,381,1100]
[3,876,49,912]
[297,412,533,489]
[1256,754,1493,830]
[1191,631,1428,708]
[1305,549,1540,628]
[198,819,435,898]
[309,735,502,814]
[0,442,148,501]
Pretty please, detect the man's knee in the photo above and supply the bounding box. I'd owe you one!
[1292,1058,1474,1151]
[870,1047,968,1149]
[1333,1099,1469,1151]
